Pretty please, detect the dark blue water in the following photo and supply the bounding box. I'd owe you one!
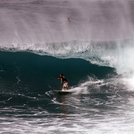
[0,50,115,111]
[0,0,134,134]
[0,51,115,92]
[0,50,134,134]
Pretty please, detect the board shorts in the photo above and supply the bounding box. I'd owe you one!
[63,82,68,88]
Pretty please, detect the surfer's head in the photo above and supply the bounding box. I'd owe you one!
[60,74,63,77]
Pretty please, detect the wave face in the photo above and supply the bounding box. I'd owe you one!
[0,51,115,92]
[1,0,134,134]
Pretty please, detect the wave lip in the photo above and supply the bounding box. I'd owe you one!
[1,39,134,74]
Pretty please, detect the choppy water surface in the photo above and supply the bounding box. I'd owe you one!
[0,0,134,133]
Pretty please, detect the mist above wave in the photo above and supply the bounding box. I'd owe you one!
[0,0,134,45]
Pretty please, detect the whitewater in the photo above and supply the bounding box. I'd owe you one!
[0,0,134,134]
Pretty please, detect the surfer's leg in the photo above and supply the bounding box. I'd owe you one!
[63,82,68,90]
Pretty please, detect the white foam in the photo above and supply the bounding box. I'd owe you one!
[122,75,134,91]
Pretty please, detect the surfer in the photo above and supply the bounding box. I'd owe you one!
[66,18,71,23]
[58,74,68,90]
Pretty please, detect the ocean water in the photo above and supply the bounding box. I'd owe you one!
[0,0,134,134]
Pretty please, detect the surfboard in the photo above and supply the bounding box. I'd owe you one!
[54,90,72,93]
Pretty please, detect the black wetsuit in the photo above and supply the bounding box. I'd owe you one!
[60,76,68,83]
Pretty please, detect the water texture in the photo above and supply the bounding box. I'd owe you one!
[0,0,134,134]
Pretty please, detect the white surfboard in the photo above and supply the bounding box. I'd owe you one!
[54,90,72,93]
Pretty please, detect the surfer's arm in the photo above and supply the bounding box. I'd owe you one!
[58,78,63,83]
